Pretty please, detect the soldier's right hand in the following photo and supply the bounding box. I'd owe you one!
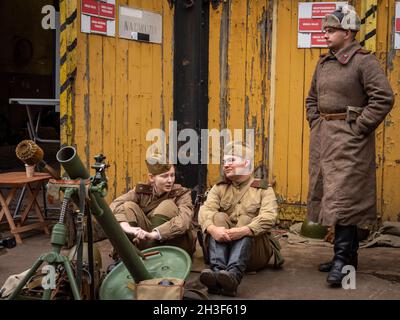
[207,225,231,242]
[120,222,142,237]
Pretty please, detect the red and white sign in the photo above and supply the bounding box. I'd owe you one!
[81,0,115,37]
[90,17,107,34]
[298,2,347,48]
[99,2,115,20]
[299,18,323,33]
[311,33,328,47]
[312,3,337,18]
[395,2,400,49]
[82,0,99,16]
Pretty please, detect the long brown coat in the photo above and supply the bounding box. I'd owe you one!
[306,41,394,227]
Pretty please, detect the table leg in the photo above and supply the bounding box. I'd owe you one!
[0,188,23,244]
[0,188,16,222]
[19,184,40,225]
[24,183,50,235]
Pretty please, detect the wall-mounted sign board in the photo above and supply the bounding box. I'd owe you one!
[81,0,116,37]
[298,2,347,48]
[118,6,162,44]
[395,2,400,49]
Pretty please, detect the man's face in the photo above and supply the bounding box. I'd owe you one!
[223,155,251,179]
[149,166,175,194]
[323,27,349,51]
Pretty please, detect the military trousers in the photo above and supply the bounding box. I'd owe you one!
[205,212,274,271]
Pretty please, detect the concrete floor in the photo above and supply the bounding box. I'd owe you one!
[1,232,399,300]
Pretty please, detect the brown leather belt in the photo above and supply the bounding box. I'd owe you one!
[320,112,347,121]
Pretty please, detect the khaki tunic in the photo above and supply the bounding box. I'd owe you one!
[306,41,394,227]
[198,176,280,271]
[110,183,196,254]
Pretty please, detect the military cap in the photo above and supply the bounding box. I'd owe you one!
[322,5,360,31]
[145,152,172,175]
[223,140,254,160]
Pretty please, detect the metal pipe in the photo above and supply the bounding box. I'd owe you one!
[56,146,152,282]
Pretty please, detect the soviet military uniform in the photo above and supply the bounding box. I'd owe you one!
[306,4,394,286]
[199,176,282,271]
[306,41,394,227]
[110,183,196,256]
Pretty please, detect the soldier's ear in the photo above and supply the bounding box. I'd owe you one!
[148,173,155,183]
[343,29,352,40]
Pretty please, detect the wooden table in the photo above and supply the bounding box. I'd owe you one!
[0,172,51,244]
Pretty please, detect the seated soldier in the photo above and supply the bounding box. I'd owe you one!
[198,141,283,296]
[109,153,196,257]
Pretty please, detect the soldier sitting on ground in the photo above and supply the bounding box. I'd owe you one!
[198,141,283,297]
[109,153,196,257]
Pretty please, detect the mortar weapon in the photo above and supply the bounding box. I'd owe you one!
[7,146,191,300]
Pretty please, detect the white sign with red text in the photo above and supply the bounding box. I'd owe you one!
[395,2,400,49]
[298,2,347,48]
[81,0,115,37]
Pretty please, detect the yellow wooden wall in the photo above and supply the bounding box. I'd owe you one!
[271,0,400,223]
[72,0,174,202]
[66,0,399,222]
[207,0,273,186]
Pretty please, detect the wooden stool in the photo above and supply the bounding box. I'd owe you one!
[0,172,51,244]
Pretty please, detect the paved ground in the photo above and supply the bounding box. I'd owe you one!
[1,231,399,300]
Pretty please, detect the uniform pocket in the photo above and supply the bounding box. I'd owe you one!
[348,122,363,137]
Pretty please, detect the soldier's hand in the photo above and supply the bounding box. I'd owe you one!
[226,227,252,240]
[144,230,160,240]
[136,228,149,240]
[207,225,231,242]
[120,222,142,237]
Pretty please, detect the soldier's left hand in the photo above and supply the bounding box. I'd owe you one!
[136,228,149,240]
[226,227,252,240]
[144,230,160,240]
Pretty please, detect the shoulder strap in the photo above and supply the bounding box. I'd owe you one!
[250,179,272,189]
[357,48,371,55]
[135,183,153,194]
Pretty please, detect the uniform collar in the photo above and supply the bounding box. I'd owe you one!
[333,41,361,65]
[320,41,361,65]
[152,183,180,198]
[231,175,254,189]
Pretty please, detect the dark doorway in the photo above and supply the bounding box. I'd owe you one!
[173,0,209,196]
[0,0,60,173]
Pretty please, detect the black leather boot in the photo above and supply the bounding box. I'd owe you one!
[319,227,359,272]
[216,237,253,296]
[200,238,229,294]
[326,225,356,286]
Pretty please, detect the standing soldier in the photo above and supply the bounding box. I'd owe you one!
[109,153,196,257]
[306,5,394,286]
[198,141,283,297]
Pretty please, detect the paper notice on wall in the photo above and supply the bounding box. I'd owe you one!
[395,2,400,49]
[81,0,116,37]
[298,2,347,48]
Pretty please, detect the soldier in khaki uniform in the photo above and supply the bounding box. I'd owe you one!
[109,154,196,256]
[198,141,283,296]
[306,5,394,286]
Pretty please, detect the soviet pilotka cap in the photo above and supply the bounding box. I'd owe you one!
[145,152,172,175]
[322,4,361,31]
[223,140,254,160]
